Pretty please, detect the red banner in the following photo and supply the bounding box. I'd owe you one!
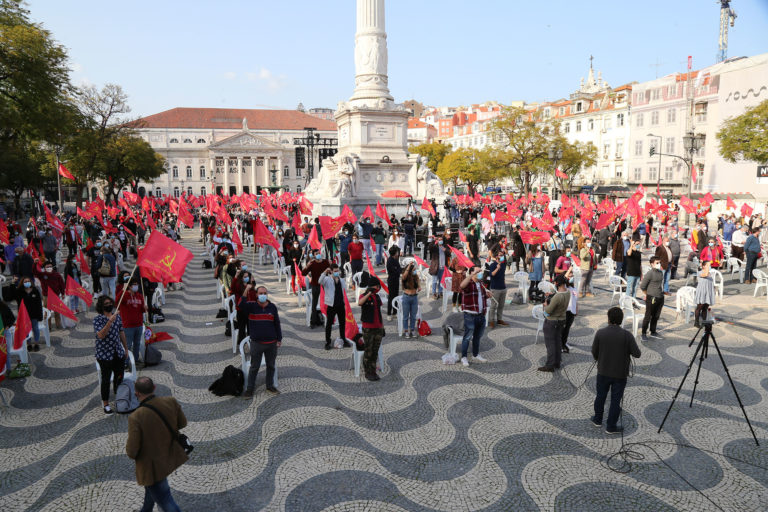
[58,163,75,180]
[343,289,359,341]
[448,245,475,270]
[519,230,551,245]
[137,231,194,284]
[13,301,31,350]
[47,289,77,321]
[307,225,322,251]
[0,219,9,245]
[65,275,93,307]
[421,197,436,217]
[232,228,244,255]
[251,218,281,253]
[375,201,392,226]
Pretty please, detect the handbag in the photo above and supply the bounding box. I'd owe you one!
[140,400,194,455]
[428,258,439,276]
[418,319,432,336]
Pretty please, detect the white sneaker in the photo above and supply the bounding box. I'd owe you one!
[452,306,458,313]
[461,357,469,367]
[387,315,392,321]
[473,355,488,362]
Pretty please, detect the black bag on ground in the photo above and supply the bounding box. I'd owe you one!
[216,308,228,319]
[208,364,245,396]
[203,259,212,269]
[144,344,162,366]
[224,320,232,337]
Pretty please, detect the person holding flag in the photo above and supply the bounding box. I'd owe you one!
[286,239,303,294]
[319,264,348,350]
[459,266,492,367]
[1,299,16,376]
[358,280,385,381]
[93,295,129,414]
[16,276,43,352]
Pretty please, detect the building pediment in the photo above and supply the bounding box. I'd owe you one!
[209,131,283,150]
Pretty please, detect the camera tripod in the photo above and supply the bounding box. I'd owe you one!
[658,321,759,446]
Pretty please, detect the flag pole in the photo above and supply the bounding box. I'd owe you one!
[55,150,63,213]
[114,264,138,311]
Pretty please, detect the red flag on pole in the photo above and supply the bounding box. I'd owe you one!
[343,289,359,341]
[726,195,737,210]
[365,254,388,294]
[0,219,9,245]
[306,225,322,251]
[295,262,306,289]
[13,301,32,350]
[231,228,244,255]
[448,245,474,270]
[360,205,374,223]
[58,163,75,180]
[177,199,194,228]
[251,218,281,253]
[137,231,194,284]
[77,249,90,274]
[375,201,392,226]
[519,230,551,245]
[414,255,429,268]
[555,168,568,180]
[741,203,753,218]
[46,289,77,321]
[65,275,93,307]
[421,197,436,217]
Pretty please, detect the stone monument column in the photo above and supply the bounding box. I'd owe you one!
[350,0,392,104]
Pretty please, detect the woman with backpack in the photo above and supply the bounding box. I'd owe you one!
[96,245,117,300]
[93,295,128,414]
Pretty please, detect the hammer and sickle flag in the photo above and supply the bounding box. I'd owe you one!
[137,231,193,284]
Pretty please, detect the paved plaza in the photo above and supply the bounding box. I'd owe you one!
[1,237,768,512]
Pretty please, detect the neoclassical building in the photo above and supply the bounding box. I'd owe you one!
[131,107,337,197]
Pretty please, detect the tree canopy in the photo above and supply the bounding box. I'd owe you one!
[408,141,451,173]
[717,99,768,165]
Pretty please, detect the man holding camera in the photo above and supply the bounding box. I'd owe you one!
[358,281,385,381]
[590,307,641,434]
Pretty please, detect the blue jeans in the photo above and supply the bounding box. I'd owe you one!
[461,312,485,358]
[30,319,39,343]
[375,242,384,265]
[124,326,143,363]
[594,374,627,430]
[361,239,371,260]
[401,293,419,332]
[431,270,442,295]
[404,235,414,255]
[663,267,671,293]
[745,251,759,281]
[100,276,117,299]
[626,275,640,298]
[615,261,626,279]
[140,477,181,512]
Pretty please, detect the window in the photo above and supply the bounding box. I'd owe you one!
[186,166,192,178]
[651,89,660,100]
[296,166,302,177]
[667,108,676,124]
[196,138,206,144]
[617,113,624,126]
[183,138,192,144]
[693,167,704,191]
[604,117,612,130]
[636,113,644,127]
[665,137,675,154]
[576,121,582,132]
[173,187,180,198]
[633,167,641,181]
[615,140,624,156]
[169,138,179,143]
[155,187,162,197]
[695,102,708,123]
[564,123,570,133]
[634,140,643,156]
[668,84,677,97]
[172,166,179,178]
[664,166,673,181]
[576,101,583,112]
[602,143,611,158]
[649,138,659,155]
[593,101,600,110]
[588,119,594,131]
[187,187,193,195]
[200,187,206,196]
[559,107,565,116]
[648,166,657,181]
[199,166,206,178]
[616,165,623,178]
[296,185,302,193]
[650,111,659,125]
[283,165,289,178]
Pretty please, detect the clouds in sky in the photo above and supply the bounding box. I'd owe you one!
[221,67,287,93]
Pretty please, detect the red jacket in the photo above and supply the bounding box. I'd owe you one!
[348,242,364,261]
[119,290,145,328]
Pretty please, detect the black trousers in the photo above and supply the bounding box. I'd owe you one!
[67,243,77,256]
[311,285,323,326]
[562,310,575,347]
[642,295,664,334]
[387,279,399,315]
[91,270,102,294]
[325,305,346,345]
[98,357,124,401]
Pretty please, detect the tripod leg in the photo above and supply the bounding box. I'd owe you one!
[708,333,761,446]
[689,335,709,407]
[658,335,706,434]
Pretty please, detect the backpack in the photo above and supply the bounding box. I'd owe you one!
[208,365,245,396]
[115,378,140,413]
[203,259,212,269]
[144,344,162,366]
[418,319,432,336]
[99,256,111,276]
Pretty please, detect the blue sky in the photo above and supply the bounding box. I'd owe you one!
[26,0,768,118]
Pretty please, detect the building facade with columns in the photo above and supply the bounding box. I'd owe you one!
[131,107,336,197]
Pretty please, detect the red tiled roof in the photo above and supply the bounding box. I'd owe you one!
[134,107,337,131]
[408,119,428,129]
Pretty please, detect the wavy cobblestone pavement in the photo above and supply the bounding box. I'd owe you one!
[1,237,767,512]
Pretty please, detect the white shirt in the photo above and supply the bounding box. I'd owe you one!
[732,230,747,247]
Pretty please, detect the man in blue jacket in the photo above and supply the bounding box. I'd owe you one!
[241,284,282,398]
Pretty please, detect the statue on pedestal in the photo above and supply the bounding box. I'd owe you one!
[331,153,359,198]
[417,155,444,197]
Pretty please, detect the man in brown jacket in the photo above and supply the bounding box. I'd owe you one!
[126,377,188,512]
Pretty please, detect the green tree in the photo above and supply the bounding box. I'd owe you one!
[408,141,451,173]
[436,147,498,194]
[489,106,552,196]
[99,135,165,203]
[551,137,597,197]
[0,1,72,143]
[717,99,768,164]
[0,138,47,212]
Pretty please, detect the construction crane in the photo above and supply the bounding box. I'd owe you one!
[718,0,737,63]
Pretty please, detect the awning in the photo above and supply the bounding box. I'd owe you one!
[594,185,631,196]
[690,193,755,200]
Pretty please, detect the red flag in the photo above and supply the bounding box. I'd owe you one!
[679,196,697,214]
[147,331,173,344]
[519,230,551,245]
[307,225,322,251]
[458,230,467,243]
[0,219,9,245]
[46,288,77,321]
[77,249,90,274]
[299,196,314,216]
[45,204,65,234]
[726,196,737,210]
[65,275,93,307]
[375,201,392,226]
[448,245,474,270]
[232,228,244,255]
[414,255,428,268]
[177,199,194,228]
[13,301,32,350]
[360,205,374,223]
[365,254,388,294]
[370,236,377,255]
[146,214,157,231]
[343,289,359,341]
[340,204,357,224]
[700,192,714,206]
[295,262,306,289]
[58,163,75,180]
[555,168,568,180]
[319,216,345,240]
[595,213,613,231]
[579,218,592,239]
[421,197,436,217]
[741,203,753,218]
[251,219,281,253]
[291,212,302,235]
[137,231,194,284]
[319,286,328,316]
[440,265,451,288]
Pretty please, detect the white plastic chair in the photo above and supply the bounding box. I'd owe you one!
[352,272,364,303]
[531,305,545,343]
[675,286,696,324]
[96,351,137,385]
[753,269,768,299]
[442,277,453,313]
[513,271,529,304]
[572,266,583,294]
[347,334,384,377]
[619,295,642,337]
[392,295,423,337]
[710,269,724,302]
[447,326,462,359]
[602,257,615,281]
[239,337,277,387]
[343,262,353,287]
[727,257,745,283]
[609,275,627,305]
[6,327,31,365]
[538,281,556,295]
[224,295,238,354]
[39,308,53,347]
[304,290,319,327]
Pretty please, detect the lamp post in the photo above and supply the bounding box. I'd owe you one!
[270,163,278,188]
[683,131,706,224]
[646,133,663,198]
[547,146,563,199]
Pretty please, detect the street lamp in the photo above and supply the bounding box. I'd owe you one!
[547,146,563,198]
[270,163,277,188]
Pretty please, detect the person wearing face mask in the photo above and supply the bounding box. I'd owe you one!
[11,246,35,282]
[668,231,682,280]
[16,277,44,351]
[93,295,129,413]
[338,229,353,270]
[217,233,235,256]
[465,221,481,267]
[401,215,416,256]
[578,237,597,298]
[388,228,405,255]
[488,250,508,328]
[41,228,58,266]
[539,274,570,372]
[526,244,545,302]
[319,264,348,350]
[744,227,762,284]
[222,257,240,295]
[119,279,148,364]
[36,260,65,328]
[359,217,374,259]
[639,256,665,341]
[96,246,117,300]
[625,235,643,299]
[545,233,562,281]
[459,266,492,367]
[555,247,574,276]
[612,231,630,279]
[241,285,282,398]
[286,241,303,294]
[231,271,255,344]
[654,235,673,295]
[302,250,330,327]
[427,235,446,299]
[348,235,365,278]
[561,267,578,353]
[698,237,724,270]
[358,281,384,381]
[372,221,387,265]
[400,262,421,338]
[386,246,402,320]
